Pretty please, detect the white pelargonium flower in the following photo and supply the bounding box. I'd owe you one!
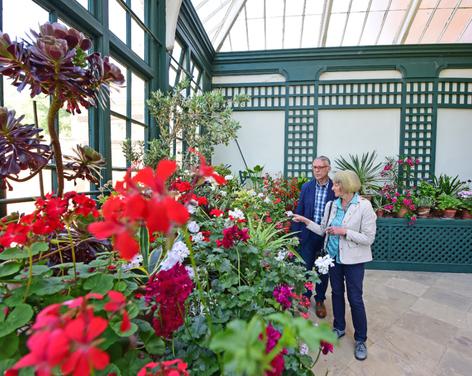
[264,197,271,204]
[185,265,195,279]
[257,192,264,198]
[285,211,294,217]
[122,254,143,271]
[275,250,287,261]
[187,204,196,214]
[187,221,200,233]
[220,190,227,197]
[228,208,245,220]
[224,174,234,181]
[314,254,335,275]
[160,240,190,271]
[299,343,309,355]
[191,232,204,243]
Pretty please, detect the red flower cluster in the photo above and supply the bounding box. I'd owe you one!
[138,359,189,376]
[145,263,194,338]
[320,340,334,355]
[209,208,224,217]
[273,284,293,310]
[188,147,226,185]
[170,179,192,193]
[89,160,189,260]
[215,225,250,249]
[6,291,128,376]
[260,324,287,376]
[0,192,98,248]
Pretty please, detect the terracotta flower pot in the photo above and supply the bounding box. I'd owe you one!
[462,210,472,219]
[375,209,384,217]
[417,206,431,218]
[395,207,409,218]
[442,209,457,219]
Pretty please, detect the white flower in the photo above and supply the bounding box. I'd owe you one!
[122,254,143,271]
[160,252,181,271]
[257,192,264,198]
[285,211,294,217]
[187,221,200,233]
[160,241,189,271]
[187,204,196,214]
[228,208,245,220]
[314,255,335,275]
[275,250,287,261]
[191,232,204,243]
[224,174,233,181]
[299,343,309,355]
[264,197,271,204]
[220,190,227,197]
[185,265,195,279]
[248,190,257,196]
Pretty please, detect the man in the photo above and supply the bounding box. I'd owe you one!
[292,156,335,318]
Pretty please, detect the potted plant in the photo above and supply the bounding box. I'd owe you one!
[436,193,462,219]
[458,190,472,219]
[372,194,387,217]
[335,151,383,198]
[415,196,434,218]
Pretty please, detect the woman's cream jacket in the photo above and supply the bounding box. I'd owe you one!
[306,196,377,264]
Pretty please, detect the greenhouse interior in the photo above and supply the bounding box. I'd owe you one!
[0,0,471,375]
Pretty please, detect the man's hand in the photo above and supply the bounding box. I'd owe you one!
[326,226,347,236]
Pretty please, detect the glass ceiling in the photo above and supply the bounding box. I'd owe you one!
[190,0,472,52]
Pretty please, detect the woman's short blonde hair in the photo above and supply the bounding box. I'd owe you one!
[333,170,361,194]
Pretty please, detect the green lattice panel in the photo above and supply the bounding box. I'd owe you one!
[213,84,286,110]
[372,219,472,270]
[438,79,472,108]
[286,83,317,178]
[317,80,402,108]
[402,81,436,182]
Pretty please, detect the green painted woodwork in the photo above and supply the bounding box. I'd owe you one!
[369,218,472,273]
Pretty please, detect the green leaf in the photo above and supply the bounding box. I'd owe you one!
[109,318,138,337]
[83,274,114,294]
[0,242,48,261]
[0,262,21,278]
[0,304,34,338]
[0,359,17,376]
[33,278,67,296]
[144,336,165,355]
[0,332,19,358]
[97,364,121,376]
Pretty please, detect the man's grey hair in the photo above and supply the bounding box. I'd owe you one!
[313,155,331,166]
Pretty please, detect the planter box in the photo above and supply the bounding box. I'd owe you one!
[369,218,472,273]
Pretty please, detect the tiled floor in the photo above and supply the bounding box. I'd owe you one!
[311,270,472,376]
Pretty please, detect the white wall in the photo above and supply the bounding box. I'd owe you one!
[436,109,472,181]
[212,73,286,84]
[319,70,402,80]
[317,109,401,170]
[212,111,285,176]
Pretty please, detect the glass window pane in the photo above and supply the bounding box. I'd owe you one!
[131,74,146,124]
[377,10,406,44]
[110,59,127,116]
[75,0,88,10]
[247,18,265,50]
[7,170,52,215]
[301,15,322,47]
[111,116,127,168]
[109,0,127,42]
[440,8,472,42]
[132,0,145,21]
[359,11,385,45]
[58,109,89,158]
[326,13,348,46]
[132,123,145,143]
[3,0,49,40]
[422,8,454,42]
[284,16,303,48]
[131,20,145,59]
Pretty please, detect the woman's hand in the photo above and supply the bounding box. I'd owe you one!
[326,226,347,236]
[292,214,310,225]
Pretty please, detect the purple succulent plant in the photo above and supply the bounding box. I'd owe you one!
[0,22,125,196]
[0,107,51,190]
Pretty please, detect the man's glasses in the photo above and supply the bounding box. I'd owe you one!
[312,166,329,170]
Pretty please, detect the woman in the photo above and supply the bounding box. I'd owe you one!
[292,170,376,361]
